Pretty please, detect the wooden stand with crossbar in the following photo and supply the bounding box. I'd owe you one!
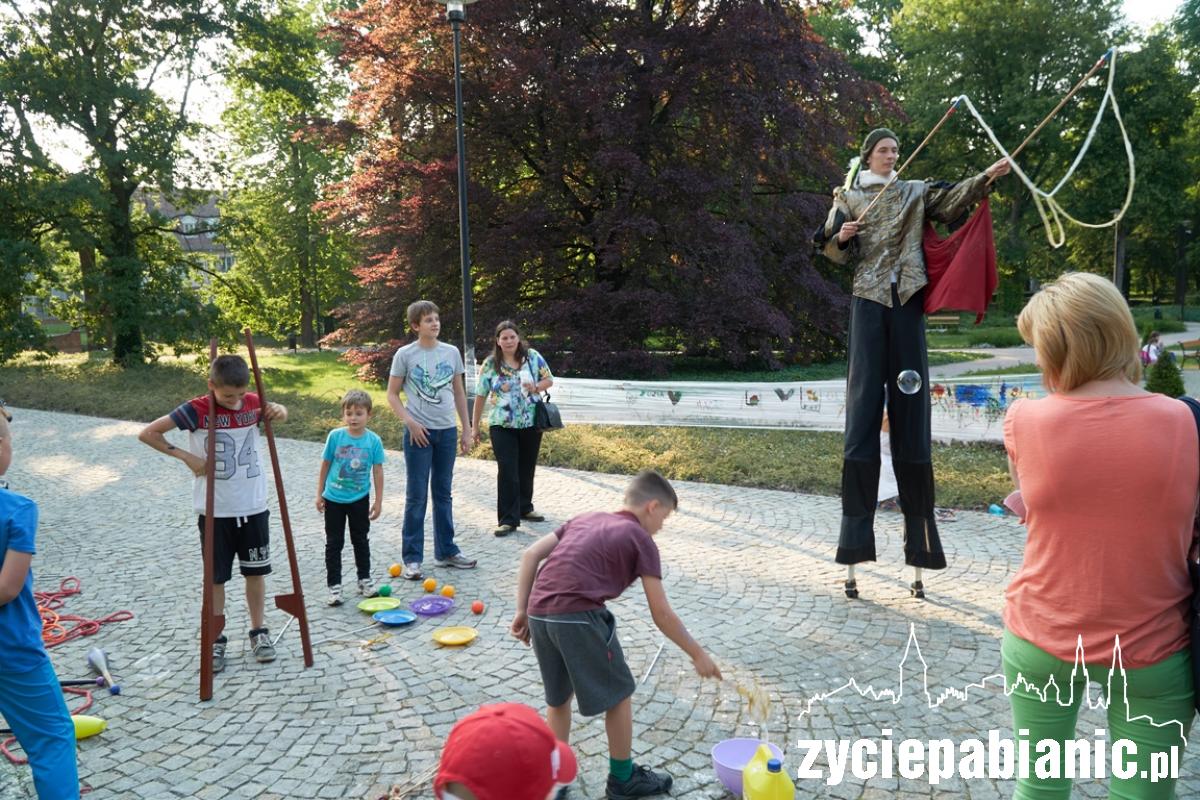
[200,338,225,701]
[244,329,314,669]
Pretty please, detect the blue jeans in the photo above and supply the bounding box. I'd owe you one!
[402,427,460,564]
[0,660,80,799]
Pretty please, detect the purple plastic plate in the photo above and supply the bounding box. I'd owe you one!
[410,595,455,616]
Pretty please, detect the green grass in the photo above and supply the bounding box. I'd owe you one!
[926,327,1026,349]
[38,321,74,336]
[1132,305,1200,324]
[958,363,1042,377]
[0,349,1013,510]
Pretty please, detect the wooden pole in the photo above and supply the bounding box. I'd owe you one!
[855,98,962,224]
[986,49,1112,186]
[199,338,224,701]
[243,329,314,667]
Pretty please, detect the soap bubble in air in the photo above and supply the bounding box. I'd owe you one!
[896,370,922,395]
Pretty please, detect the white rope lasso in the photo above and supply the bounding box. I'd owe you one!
[956,49,1135,249]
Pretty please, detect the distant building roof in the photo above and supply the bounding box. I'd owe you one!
[136,190,232,259]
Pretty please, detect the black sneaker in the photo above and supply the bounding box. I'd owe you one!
[212,635,228,673]
[606,765,673,800]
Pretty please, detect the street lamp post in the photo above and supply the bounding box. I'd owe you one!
[436,0,478,386]
[1179,222,1193,324]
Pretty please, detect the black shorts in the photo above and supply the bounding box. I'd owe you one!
[196,510,272,584]
[529,608,636,716]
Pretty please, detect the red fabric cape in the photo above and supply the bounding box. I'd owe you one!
[922,197,997,323]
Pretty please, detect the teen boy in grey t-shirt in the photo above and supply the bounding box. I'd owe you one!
[387,300,476,580]
[391,340,464,430]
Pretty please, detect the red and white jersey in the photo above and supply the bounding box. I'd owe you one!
[171,393,268,517]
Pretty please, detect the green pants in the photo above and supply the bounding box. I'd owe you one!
[1003,630,1193,800]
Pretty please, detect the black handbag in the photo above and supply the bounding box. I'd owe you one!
[1178,396,1200,714]
[533,393,564,431]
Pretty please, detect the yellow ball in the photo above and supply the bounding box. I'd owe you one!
[388,563,402,577]
[440,585,456,598]
[423,577,438,593]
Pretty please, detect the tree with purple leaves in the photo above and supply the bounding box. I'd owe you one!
[323,0,894,378]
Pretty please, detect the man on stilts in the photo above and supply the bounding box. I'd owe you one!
[818,128,1010,600]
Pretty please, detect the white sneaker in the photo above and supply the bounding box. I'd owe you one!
[327,585,343,606]
[434,553,477,569]
[401,563,423,581]
[357,577,376,597]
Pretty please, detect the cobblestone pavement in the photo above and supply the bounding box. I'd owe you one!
[1,408,1196,799]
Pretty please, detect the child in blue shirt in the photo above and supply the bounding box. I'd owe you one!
[316,390,386,606]
[0,409,80,799]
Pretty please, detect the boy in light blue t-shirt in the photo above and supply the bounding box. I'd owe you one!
[316,390,386,606]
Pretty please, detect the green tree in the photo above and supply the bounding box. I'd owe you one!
[807,0,903,92]
[1033,31,1197,302]
[1176,0,1200,303]
[1180,0,1200,62]
[0,167,53,361]
[215,1,356,347]
[889,0,1123,264]
[1145,354,1186,397]
[0,0,255,365]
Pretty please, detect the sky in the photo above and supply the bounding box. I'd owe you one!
[1123,0,1185,28]
[20,0,1188,176]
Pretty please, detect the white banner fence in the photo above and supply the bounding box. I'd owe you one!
[504,373,1047,443]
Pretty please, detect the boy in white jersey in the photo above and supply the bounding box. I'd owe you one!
[139,355,288,673]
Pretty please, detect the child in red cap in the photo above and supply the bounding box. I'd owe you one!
[435,702,578,800]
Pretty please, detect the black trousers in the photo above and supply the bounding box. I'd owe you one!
[324,495,371,585]
[838,285,946,569]
[489,425,543,526]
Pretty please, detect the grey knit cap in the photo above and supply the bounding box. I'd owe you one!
[860,128,900,162]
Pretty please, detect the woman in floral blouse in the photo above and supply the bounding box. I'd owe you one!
[471,321,554,536]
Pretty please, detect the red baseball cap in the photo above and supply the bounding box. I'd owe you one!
[435,703,578,800]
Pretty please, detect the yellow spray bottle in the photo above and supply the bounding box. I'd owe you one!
[743,746,794,800]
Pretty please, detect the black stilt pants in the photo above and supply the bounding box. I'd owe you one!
[837,285,946,569]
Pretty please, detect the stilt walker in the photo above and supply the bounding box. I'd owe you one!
[816,48,1125,601]
[817,124,1011,600]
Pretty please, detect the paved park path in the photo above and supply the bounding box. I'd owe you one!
[1,408,1196,799]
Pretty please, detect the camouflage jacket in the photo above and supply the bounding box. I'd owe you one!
[820,172,990,307]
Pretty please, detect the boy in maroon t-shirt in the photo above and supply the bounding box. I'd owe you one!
[511,470,722,800]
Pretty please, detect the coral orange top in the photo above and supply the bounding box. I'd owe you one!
[1003,393,1198,668]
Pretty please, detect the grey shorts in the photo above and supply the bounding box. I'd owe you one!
[529,608,636,716]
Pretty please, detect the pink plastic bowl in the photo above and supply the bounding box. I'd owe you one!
[711,738,784,797]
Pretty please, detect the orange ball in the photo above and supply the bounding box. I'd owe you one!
[388,563,402,577]
[440,585,456,598]
[423,577,438,593]
[471,600,485,614]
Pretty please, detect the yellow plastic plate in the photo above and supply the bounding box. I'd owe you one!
[432,626,478,646]
[357,597,403,613]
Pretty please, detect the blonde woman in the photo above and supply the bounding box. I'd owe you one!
[1003,272,1195,799]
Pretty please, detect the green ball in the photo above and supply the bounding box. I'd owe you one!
[378,584,392,597]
